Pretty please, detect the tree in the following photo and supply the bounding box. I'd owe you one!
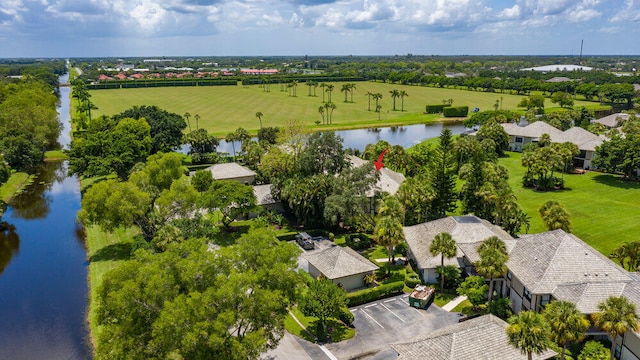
[280,174,334,227]
[476,119,509,157]
[539,200,572,232]
[506,311,551,360]
[323,165,379,229]
[373,214,404,276]
[578,341,610,360]
[183,111,192,133]
[191,169,213,192]
[456,275,488,308]
[194,113,201,131]
[320,82,326,102]
[543,300,589,360]
[429,232,457,292]
[200,180,258,228]
[430,129,457,219]
[299,278,347,342]
[114,105,187,153]
[365,91,373,111]
[318,105,326,125]
[324,102,337,125]
[257,126,280,145]
[399,90,408,111]
[255,111,263,129]
[184,128,219,157]
[325,84,334,103]
[593,131,640,181]
[592,296,640,360]
[475,247,507,309]
[341,83,350,102]
[389,89,400,110]
[373,93,383,111]
[349,83,356,102]
[551,92,575,108]
[299,131,346,176]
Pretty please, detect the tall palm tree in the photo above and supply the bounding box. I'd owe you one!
[429,232,457,292]
[399,90,408,111]
[307,81,313,96]
[194,114,201,131]
[326,84,335,103]
[539,200,572,232]
[324,102,336,125]
[389,89,400,111]
[592,296,640,360]
[183,112,192,133]
[341,83,350,102]
[374,215,404,276]
[475,246,507,308]
[349,83,356,102]
[318,106,325,125]
[312,81,318,96]
[225,131,237,161]
[543,300,589,360]
[373,93,383,111]
[365,91,373,111]
[376,104,382,120]
[319,82,327,102]
[255,112,263,129]
[507,311,551,360]
[291,80,298,97]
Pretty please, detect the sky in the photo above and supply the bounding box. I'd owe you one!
[0,0,639,58]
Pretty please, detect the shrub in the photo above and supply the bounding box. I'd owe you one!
[487,297,512,319]
[345,233,372,251]
[338,306,354,327]
[425,104,450,114]
[436,265,462,290]
[578,341,610,360]
[404,276,421,288]
[442,106,469,117]
[346,281,404,306]
[395,242,408,256]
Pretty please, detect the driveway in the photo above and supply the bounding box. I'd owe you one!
[325,293,460,359]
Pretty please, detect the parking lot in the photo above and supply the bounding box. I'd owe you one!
[325,293,460,359]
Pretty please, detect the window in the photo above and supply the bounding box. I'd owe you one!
[615,343,621,359]
[540,295,550,307]
[507,271,512,280]
[515,137,523,143]
[523,287,532,302]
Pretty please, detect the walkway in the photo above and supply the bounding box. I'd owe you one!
[441,295,468,312]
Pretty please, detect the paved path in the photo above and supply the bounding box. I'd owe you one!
[441,295,468,311]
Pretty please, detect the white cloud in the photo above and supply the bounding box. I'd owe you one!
[498,5,521,20]
[611,0,640,22]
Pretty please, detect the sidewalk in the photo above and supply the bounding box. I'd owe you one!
[441,295,468,312]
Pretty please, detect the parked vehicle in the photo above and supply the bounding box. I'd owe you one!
[295,232,315,250]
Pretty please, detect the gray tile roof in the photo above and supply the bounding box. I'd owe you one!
[546,77,572,82]
[507,230,631,295]
[253,184,278,206]
[501,121,564,139]
[391,314,556,360]
[502,122,605,152]
[347,155,406,196]
[593,113,630,128]
[304,246,378,280]
[206,162,257,180]
[403,215,514,271]
[558,127,603,151]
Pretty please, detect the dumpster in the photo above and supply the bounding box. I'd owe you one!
[409,285,435,309]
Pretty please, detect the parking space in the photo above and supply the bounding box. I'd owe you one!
[324,294,460,360]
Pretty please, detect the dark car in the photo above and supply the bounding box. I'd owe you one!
[295,232,315,250]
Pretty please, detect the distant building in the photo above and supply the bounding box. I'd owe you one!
[545,76,572,82]
[592,113,630,129]
[205,163,256,184]
[520,64,593,72]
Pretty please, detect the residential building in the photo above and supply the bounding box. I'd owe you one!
[252,184,283,213]
[205,163,256,184]
[391,314,556,360]
[593,113,631,129]
[348,155,405,197]
[304,246,378,291]
[500,121,563,152]
[403,215,515,283]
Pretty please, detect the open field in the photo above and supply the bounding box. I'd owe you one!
[88,82,598,136]
[498,152,640,256]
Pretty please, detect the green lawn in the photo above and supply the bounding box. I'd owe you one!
[88,82,597,136]
[498,152,640,256]
[285,307,355,343]
[44,150,69,161]
[0,172,30,204]
[433,292,458,307]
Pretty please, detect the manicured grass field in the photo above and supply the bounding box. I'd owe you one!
[497,152,640,256]
[88,82,597,136]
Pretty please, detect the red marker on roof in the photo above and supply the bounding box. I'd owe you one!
[374,149,389,171]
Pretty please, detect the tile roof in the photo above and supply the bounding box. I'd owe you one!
[304,246,378,279]
[500,121,564,139]
[501,122,605,151]
[391,314,556,360]
[557,127,603,151]
[507,230,631,294]
[347,155,406,196]
[403,216,514,271]
[205,163,257,180]
[593,113,630,128]
[253,184,278,206]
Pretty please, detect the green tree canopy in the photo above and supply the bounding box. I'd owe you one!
[299,278,347,343]
[507,311,551,360]
[200,180,258,228]
[591,296,640,360]
[114,105,187,153]
[543,300,589,360]
[429,232,457,292]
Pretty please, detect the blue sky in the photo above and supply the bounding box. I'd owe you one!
[1,0,639,57]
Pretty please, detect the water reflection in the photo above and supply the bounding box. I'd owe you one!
[0,224,19,274]
[8,162,62,220]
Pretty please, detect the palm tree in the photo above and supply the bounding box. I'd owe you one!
[475,245,507,309]
[539,200,572,232]
[78,99,98,122]
[225,132,238,160]
[255,112,263,129]
[326,84,335,103]
[341,83,350,102]
[319,82,327,102]
[183,112,192,133]
[324,102,336,125]
[194,114,201,131]
[349,83,356,102]
[365,91,374,111]
[389,89,400,111]
[291,80,298,97]
[507,311,551,360]
[373,93,383,111]
[543,300,589,360]
[318,106,325,125]
[399,90,408,111]
[312,81,319,96]
[429,232,457,292]
[374,215,404,276]
[592,296,640,360]
[307,81,313,96]
[376,104,382,120]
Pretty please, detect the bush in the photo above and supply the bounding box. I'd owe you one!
[298,269,315,286]
[346,281,405,306]
[395,242,408,256]
[578,341,610,360]
[442,106,469,117]
[404,276,421,288]
[345,233,372,251]
[436,265,462,290]
[487,297,512,319]
[425,104,450,114]
[338,306,354,327]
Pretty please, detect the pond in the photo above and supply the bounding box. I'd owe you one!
[0,72,92,359]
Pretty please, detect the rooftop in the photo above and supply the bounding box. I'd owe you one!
[391,314,556,360]
[593,113,630,128]
[253,184,278,206]
[520,64,593,72]
[205,163,257,180]
[348,155,405,196]
[304,246,378,280]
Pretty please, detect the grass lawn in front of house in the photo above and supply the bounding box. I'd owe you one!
[285,307,355,343]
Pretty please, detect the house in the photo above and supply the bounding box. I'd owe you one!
[391,314,556,360]
[500,121,563,152]
[252,184,283,213]
[205,163,256,184]
[593,113,630,129]
[520,64,593,72]
[557,127,604,168]
[403,215,515,283]
[305,246,378,291]
[348,155,405,197]
[545,76,572,82]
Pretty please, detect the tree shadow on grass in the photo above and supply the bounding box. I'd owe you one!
[306,319,351,344]
[89,242,134,262]
[213,223,252,246]
[592,174,640,189]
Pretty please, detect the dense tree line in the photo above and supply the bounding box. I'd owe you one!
[593,115,640,180]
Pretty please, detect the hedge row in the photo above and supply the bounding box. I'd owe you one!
[241,76,365,85]
[425,104,451,114]
[346,281,405,307]
[88,79,238,90]
[443,106,469,117]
